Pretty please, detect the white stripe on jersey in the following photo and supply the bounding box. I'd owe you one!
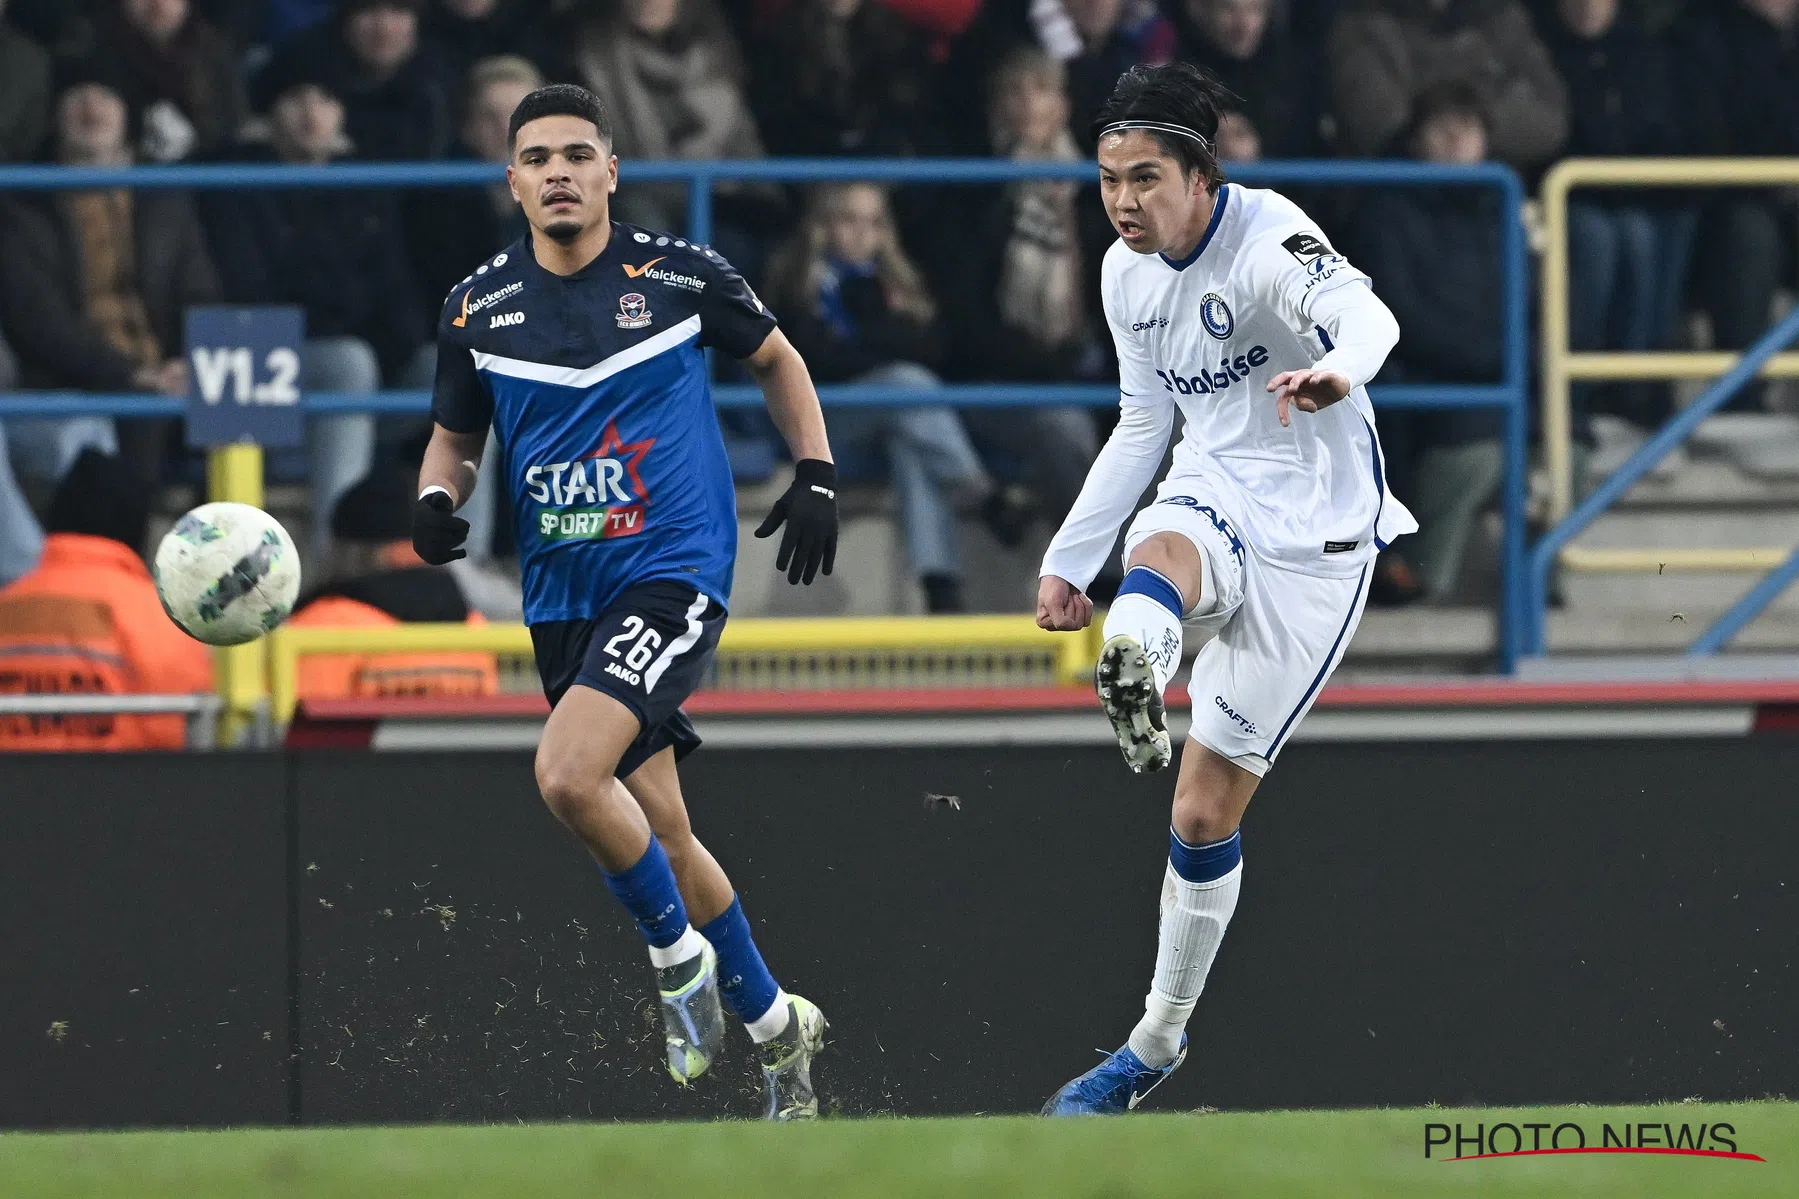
[473,314,702,388]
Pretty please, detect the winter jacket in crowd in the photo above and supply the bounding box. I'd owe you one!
[1329,0,1567,168]
[0,19,51,162]
[1677,0,1799,158]
[200,144,427,379]
[0,191,219,391]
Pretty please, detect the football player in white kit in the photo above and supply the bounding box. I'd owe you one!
[1039,64,1416,1115]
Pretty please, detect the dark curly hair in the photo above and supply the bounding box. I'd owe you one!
[507,83,613,151]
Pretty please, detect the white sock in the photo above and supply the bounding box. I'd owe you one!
[1127,859,1243,1068]
[647,923,704,970]
[1103,589,1184,693]
[745,989,792,1043]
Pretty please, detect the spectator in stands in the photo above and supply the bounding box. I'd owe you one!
[749,0,945,157]
[255,0,449,161]
[0,331,47,587]
[1542,0,1694,431]
[1329,0,1567,170]
[1166,0,1322,158]
[202,63,433,559]
[1351,84,1504,605]
[0,449,214,751]
[0,0,51,161]
[928,46,1101,533]
[1060,0,1178,140]
[421,0,551,85]
[0,70,217,492]
[407,54,536,312]
[84,0,247,162]
[287,468,498,705]
[1678,0,1799,416]
[403,53,539,583]
[566,0,774,245]
[257,0,338,46]
[768,183,1019,613]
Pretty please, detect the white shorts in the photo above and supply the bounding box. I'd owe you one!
[1122,495,1371,777]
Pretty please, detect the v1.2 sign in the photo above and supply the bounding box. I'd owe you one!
[183,306,305,448]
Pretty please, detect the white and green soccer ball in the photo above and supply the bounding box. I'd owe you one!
[154,501,302,646]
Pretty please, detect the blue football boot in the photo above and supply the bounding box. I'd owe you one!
[1042,1038,1187,1115]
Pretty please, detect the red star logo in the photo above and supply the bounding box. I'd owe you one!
[583,421,656,500]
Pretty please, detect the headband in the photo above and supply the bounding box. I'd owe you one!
[1098,120,1214,154]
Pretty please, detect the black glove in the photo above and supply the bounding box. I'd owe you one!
[754,458,838,585]
[411,489,469,565]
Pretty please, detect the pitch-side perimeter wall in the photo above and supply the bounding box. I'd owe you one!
[3,739,1795,1127]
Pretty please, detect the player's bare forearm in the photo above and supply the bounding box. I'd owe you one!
[419,424,486,508]
[743,328,832,464]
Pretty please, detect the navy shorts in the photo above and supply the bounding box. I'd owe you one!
[531,578,726,779]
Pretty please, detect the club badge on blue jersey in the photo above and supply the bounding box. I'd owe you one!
[1200,292,1234,340]
[618,292,651,329]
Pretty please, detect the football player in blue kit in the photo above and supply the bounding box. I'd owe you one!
[412,84,838,1120]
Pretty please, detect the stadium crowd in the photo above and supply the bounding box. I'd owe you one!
[0,0,1796,620]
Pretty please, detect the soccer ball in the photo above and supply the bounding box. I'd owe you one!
[154,502,302,646]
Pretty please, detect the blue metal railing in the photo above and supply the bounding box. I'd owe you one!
[1525,304,1799,656]
[0,158,1530,670]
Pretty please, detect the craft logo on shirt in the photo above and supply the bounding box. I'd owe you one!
[1200,293,1234,339]
[1282,232,1332,265]
[525,421,656,541]
[453,280,523,327]
[617,292,652,329]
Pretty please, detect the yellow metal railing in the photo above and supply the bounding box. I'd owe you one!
[206,443,267,743]
[1541,159,1799,567]
[267,615,1102,726]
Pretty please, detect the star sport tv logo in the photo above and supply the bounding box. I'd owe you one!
[617,292,651,329]
[525,420,657,542]
[1424,1118,1764,1164]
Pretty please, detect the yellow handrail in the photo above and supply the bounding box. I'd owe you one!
[207,443,266,744]
[1559,547,1792,573]
[1541,157,1799,523]
[267,614,1098,725]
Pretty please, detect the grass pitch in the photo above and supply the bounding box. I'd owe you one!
[2,1102,1791,1198]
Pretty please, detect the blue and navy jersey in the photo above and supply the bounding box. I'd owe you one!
[432,223,777,624]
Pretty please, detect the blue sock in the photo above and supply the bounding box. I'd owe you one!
[601,837,689,949]
[699,896,783,1024]
[1117,565,1185,617]
[1169,828,1242,882]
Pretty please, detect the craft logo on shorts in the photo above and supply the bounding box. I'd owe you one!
[1200,293,1234,339]
[617,292,652,329]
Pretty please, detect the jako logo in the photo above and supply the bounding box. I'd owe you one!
[1156,346,1269,396]
[1215,695,1257,735]
[603,661,641,686]
[489,311,524,328]
[452,280,523,327]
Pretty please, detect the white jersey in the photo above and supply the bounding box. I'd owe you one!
[1042,183,1417,587]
